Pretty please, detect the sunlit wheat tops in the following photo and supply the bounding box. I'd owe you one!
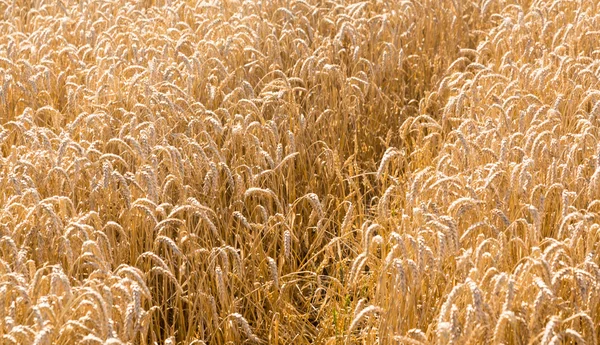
[0,0,599,344]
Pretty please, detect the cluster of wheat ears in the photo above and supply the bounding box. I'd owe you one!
[1,0,599,344]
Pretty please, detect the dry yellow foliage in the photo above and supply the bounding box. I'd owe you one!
[0,0,599,344]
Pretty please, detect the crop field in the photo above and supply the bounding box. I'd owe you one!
[1,0,600,344]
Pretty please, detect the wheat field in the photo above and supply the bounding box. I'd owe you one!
[0,0,599,344]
